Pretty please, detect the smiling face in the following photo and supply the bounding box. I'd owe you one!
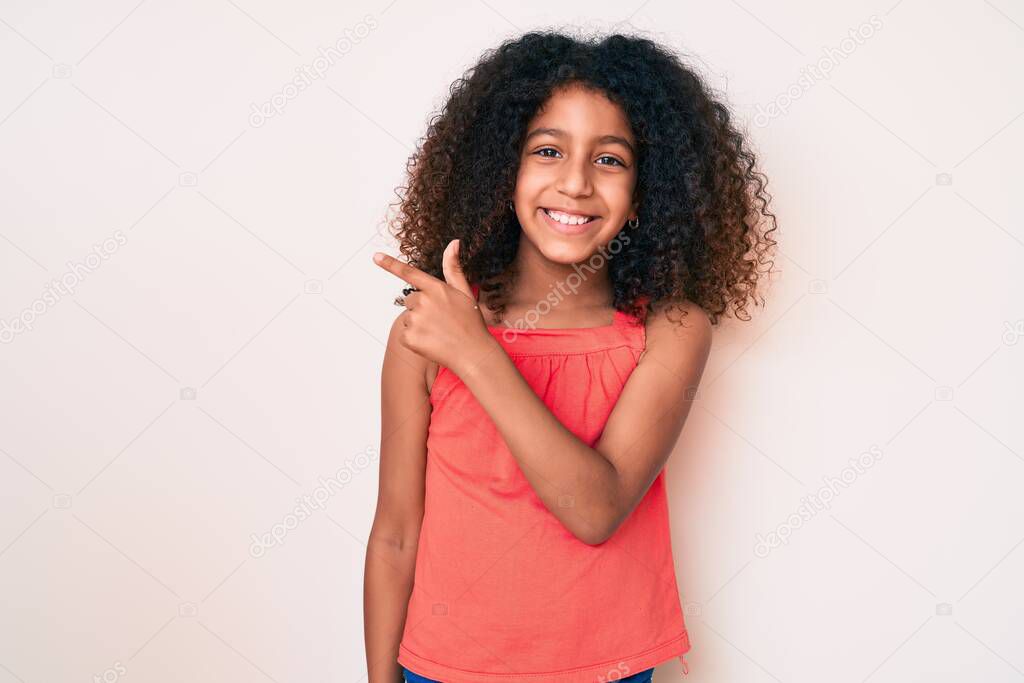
[512,83,639,265]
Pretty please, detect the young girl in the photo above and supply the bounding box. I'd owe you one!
[364,31,776,683]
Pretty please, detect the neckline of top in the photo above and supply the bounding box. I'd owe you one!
[471,283,628,334]
[485,309,627,334]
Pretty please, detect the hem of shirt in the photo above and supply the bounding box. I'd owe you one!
[397,629,690,683]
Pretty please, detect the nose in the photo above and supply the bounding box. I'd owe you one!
[554,153,593,198]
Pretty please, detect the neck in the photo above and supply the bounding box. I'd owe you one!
[507,233,613,310]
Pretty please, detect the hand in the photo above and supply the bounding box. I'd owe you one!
[373,239,497,375]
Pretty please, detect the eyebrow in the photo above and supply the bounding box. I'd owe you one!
[524,127,636,156]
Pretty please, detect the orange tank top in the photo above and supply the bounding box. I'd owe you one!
[397,285,691,682]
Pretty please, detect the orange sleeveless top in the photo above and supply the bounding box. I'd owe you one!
[397,286,691,682]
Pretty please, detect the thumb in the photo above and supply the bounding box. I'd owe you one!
[441,239,473,298]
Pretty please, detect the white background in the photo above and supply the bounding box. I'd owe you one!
[1,0,1022,681]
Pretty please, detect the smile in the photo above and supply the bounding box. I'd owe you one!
[539,207,600,235]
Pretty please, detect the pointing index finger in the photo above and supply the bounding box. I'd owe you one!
[372,252,439,291]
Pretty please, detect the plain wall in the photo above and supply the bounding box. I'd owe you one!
[1,0,1022,681]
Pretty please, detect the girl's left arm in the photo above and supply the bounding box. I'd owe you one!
[457,300,712,545]
[372,245,712,546]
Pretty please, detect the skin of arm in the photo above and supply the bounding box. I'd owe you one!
[370,246,712,546]
[363,314,432,683]
[455,300,712,545]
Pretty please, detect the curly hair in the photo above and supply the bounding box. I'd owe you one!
[386,29,777,326]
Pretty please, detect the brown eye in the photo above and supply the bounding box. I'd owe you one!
[535,147,561,158]
[596,155,624,167]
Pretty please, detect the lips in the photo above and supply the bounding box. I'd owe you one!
[539,207,601,235]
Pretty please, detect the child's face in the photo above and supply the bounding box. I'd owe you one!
[513,84,639,265]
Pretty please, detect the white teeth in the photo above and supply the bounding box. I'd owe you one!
[544,209,594,225]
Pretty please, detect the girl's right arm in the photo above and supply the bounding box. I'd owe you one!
[364,314,432,683]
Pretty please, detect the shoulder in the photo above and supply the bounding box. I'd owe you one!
[383,310,433,392]
[639,298,712,368]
